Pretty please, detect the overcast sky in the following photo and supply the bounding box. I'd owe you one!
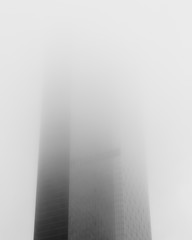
[1,1,192,240]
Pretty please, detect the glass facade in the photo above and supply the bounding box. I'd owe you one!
[33,80,152,240]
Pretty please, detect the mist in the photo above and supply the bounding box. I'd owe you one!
[1,1,192,240]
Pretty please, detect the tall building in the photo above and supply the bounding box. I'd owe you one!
[33,78,152,240]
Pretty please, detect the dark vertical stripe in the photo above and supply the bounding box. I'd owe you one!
[34,81,70,240]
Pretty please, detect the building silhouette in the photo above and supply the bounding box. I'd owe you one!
[33,79,152,240]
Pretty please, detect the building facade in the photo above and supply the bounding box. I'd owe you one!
[33,78,152,240]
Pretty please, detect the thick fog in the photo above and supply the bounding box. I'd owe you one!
[1,1,192,240]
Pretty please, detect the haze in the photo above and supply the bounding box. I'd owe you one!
[1,1,192,240]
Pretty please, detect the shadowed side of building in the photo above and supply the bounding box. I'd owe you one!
[33,79,70,240]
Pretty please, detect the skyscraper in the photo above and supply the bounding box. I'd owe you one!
[33,77,152,240]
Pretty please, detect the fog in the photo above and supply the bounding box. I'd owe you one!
[1,1,192,240]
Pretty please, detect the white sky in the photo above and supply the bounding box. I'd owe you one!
[1,1,192,240]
